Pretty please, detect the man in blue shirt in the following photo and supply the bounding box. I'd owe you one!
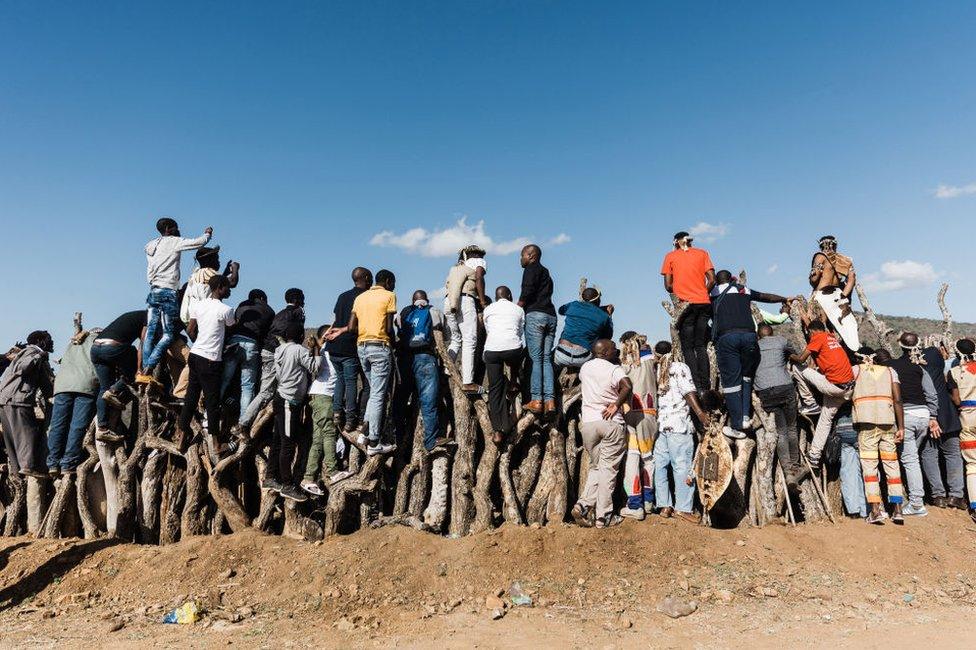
[554,288,614,368]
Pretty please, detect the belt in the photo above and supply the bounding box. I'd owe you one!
[834,380,855,390]
[359,340,389,348]
[556,344,590,359]
[93,339,125,346]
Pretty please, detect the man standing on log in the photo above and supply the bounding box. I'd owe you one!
[46,328,99,476]
[90,310,145,442]
[446,246,489,395]
[808,235,860,351]
[709,270,792,439]
[235,287,306,434]
[139,217,212,384]
[0,330,55,479]
[325,269,397,456]
[221,289,275,422]
[571,339,632,528]
[661,231,715,393]
[755,323,807,487]
[790,318,855,468]
[394,289,448,450]
[518,244,557,414]
[327,268,371,433]
[482,286,525,446]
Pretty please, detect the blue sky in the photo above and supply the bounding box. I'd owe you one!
[2,2,974,350]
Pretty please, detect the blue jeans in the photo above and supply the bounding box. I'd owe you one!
[90,342,137,428]
[220,334,261,421]
[358,344,392,443]
[331,354,363,421]
[654,430,695,513]
[412,353,441,450]
[524,312,557,402]
[716,331,760,430]
[838,425,868,517]
[900,413,928,508]
[46,392,96,470]
[143,287,179,372]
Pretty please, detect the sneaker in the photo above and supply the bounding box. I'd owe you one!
[102,387,127,409]
[619,507,645,521]
[902,504,928,517]
[571,503,593,528]
[866,510,885,525]
[328,469,355,484]
[20,469,50,479]
[799,405,822,416]
[95,428,125,444]
[300,480,325,496]
[48,467,61,478]
[543,399,557,414]
[643,501,656,515]
[722,426,746,440]
[595,514,624,529]
[366,442,396,456]
[891,510,905,525]
[261,477,283,492]
[949,496,969,511]
[280,485,309,502]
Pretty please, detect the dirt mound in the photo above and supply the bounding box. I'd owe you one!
[2,510,976,648]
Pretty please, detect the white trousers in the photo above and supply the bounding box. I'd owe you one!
[445,295,478,384]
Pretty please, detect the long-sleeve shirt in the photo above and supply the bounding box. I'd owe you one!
[518,262,555,316]
[274,342,321,404]
[0,345,53,407]
[145,232,211,290]
[557,301,612,350]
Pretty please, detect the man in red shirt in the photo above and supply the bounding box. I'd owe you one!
[790,318,855,467]
[661,231,715,393]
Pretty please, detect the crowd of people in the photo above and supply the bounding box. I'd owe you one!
[1,220,975,531]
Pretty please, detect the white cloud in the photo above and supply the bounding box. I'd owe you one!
[429,286,448,300]
[766,263,779,274]
[688,221,730,243]
[862,260,940,293]
[933,182,976,199]
[370,217,569,257]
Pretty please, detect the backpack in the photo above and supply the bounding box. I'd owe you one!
[404,306,434,349]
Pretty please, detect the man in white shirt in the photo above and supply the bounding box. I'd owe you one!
[653,341,710,523]
[179,274,236,461]
[571,339,633,529]
[482,286,526,445]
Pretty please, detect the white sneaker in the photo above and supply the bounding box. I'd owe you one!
[619,507,646,521]
[366,442,396,456]
[356,433,367,447]
[902,503,928,517]
[300,480,325,496]
[723,426,746,440]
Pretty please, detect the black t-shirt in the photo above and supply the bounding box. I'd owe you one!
[326,287,366,357]
[99,310,147,345]
[519,262,556,315]
[231,299,275,345]
[263,304,306,353]
[886,355,926,407]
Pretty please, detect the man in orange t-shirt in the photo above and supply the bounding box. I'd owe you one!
[661,231,716,392]
[790,318,855,467]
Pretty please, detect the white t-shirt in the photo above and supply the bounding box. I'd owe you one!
[309,349,336,396]
[464,257,487,273]
[658,361,696,434]
[483,299,525,352]
[580,358,628,424]
[189,298,236,362]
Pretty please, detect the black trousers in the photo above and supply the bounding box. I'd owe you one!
[757,384,800,471]
[180,353,223,442]
[271,394,306,485]
[484,348,524,435]
[677,303,712,393]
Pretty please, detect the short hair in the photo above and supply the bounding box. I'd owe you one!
[375,269,395,286]
[156,217,177,234]
[699,389,723,412]
[27,330,50,347]
[654,340,673,356]
[248,289,268,302]
[352,267,372,284]
[875,349,892,363]
[284,288,304,304]
[316,324,330,337]
[495,285,513,301]
[757,323,773,337]
[581,287,600,303]
[715,269,733,284]
[284,321,305,343]
[899,332,919,347]
[413,289,429,301]
[524,244,541,258]
[807,319,826,332]
[208,274,230,292]
[956,338,976,355]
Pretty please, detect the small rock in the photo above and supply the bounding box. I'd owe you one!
[735,540,746,547]
[335,617,356,632]
[491,608,506,620]
[715,589,734,603]
[436,563,448,577]
[485,595,506,610]
[619,616,634,629]
[41,609,57,619]
[903,594,914,603]
[656,596,698,618]
[220,568,236,580]
[106,618,125,633]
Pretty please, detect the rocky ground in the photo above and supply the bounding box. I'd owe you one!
[2,507,976,648]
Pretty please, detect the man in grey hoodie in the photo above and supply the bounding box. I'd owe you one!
[139,217,212,383]
[0,331,55,478]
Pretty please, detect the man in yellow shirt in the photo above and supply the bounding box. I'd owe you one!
[325,269,397,456]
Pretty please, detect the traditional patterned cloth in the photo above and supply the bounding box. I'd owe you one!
[858,424,903,505]
[623,350,657,512]
[949,362,976,508]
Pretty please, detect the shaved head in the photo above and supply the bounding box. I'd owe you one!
[412,289,428,302]
[495,285,513,301]
[520,244,541,268]
[591,339,617,361]
[899,332,919,348]
[352,267,372,287]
